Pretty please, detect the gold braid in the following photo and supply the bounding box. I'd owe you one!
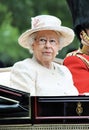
[80,30,89,45]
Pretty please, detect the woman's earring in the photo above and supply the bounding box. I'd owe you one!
[56,52,59,55]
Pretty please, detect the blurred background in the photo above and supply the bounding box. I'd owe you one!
[0,0,79,67]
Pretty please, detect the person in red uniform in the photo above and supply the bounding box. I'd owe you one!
[64,0,89,95]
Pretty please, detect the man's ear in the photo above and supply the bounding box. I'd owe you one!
[80,30,84,39]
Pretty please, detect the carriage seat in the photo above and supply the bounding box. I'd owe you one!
[0,67,12,87]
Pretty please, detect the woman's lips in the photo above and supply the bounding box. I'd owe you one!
[43,51,52,55]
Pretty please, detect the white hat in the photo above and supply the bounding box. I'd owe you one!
[18,15,74,50]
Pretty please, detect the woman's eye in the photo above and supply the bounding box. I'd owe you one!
[40,38,46,42]
[50,40,56,44]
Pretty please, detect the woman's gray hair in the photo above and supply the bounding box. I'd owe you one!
[55,31,62,50]
[28,32,37,54]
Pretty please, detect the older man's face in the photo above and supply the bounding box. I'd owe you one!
[32,30,60,66]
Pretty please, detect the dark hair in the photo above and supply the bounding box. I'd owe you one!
[74,23,89,41]
[66,0,89,41]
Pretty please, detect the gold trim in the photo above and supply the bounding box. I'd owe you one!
[76,102,83,116]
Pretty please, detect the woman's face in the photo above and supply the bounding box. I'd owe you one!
[32,30,60,66]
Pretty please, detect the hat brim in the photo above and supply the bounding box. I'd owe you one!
[18,26,74,50]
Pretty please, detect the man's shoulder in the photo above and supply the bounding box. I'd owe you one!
[66,49,81,57]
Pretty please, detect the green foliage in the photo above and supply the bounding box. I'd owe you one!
[0,0,79,67]
[0,0,34,32]
[0,21,30,66]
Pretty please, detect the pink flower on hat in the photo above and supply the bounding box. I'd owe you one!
[32,17,45,29]
[32,18,40,28]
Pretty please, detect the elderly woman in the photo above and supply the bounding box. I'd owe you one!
[10,15,78,96]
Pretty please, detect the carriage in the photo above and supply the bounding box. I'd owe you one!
[0,65,89,130]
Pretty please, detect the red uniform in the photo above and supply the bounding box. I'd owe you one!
[63,51,89,94]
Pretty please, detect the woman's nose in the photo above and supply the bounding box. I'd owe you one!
[45,40,51,47]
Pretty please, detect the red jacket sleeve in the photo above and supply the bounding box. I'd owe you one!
[63,55,89,94]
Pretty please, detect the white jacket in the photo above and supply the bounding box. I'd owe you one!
[10,57,78,96]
